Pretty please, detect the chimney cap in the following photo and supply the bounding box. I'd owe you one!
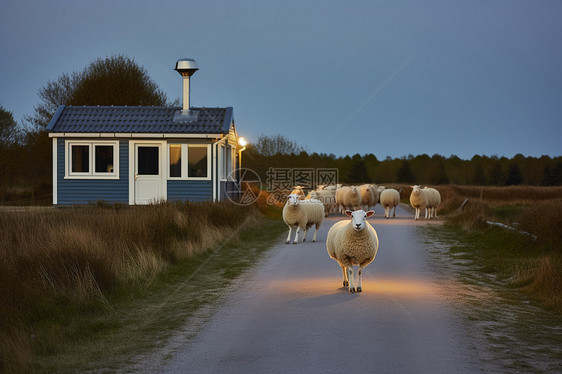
[175,58,198,77]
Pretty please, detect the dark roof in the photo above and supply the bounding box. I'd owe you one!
[46,105,233,134]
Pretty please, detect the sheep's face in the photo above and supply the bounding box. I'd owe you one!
[345,210,375,231]
[411,185,422,195]
[287,194,300,205]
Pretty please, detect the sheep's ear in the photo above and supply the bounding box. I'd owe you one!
[366,211,375,217]
[345,210,353,217]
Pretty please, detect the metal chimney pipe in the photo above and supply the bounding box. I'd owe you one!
[174,59,198,112]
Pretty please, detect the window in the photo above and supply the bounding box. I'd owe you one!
[137,146,159,175]
[95,145,114,173]
[169,144,182,178]
[66,140,119,179]
[188,145,209,178]
[71,145,89,173]
[168,143,210,180]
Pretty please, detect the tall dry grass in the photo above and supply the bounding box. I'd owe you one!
[422,185,562,312]
[0,201,259,371]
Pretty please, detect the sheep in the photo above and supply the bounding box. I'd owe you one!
[369,184,381,208]
[343,186,362,212]
[335,186,350,213]
[380,188,400,218]
[423,187,441,219]
[282,194,325,244]
[326,209,379,293]
[305,189,336,217]
[376,186,385,204]
[409,185,428,220]
[359,184,376,211]
[290,185,306,200]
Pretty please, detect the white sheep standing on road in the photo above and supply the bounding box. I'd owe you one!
[376,186,385,204]
[326,210,379,293]
[380,188,400,218]
[305,190,336,217]
[283,194,325,244]
[423,187,441,219]
[409,185,428,220]
[343,186,362,212]
[359,184,376,211]
[335,186,350,213]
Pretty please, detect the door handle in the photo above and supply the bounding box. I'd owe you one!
[135,173,138,181]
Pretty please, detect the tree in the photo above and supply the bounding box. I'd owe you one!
[0,106,22,200]
[427,161,449,185]
[471,163,487,185]
[27,55,168,129]
[506,163,523,185]
[396,160,415,183]
[254,133,304,157]
[18,55,169,202]
[347,159,369,184]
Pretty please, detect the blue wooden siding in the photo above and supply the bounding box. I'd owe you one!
[220,181,240,202]
[56,139,129,205]
[167,180,212,201]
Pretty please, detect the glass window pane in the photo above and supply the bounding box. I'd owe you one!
[169,145,182,178]
[95,145,114,173]
[188,146,208,178]
[71,145,89,173]
[137,146,159,175]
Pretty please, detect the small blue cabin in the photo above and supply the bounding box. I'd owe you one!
[47,105,243,205]
[47,58,244,206]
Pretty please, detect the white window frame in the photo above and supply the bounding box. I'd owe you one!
[167,143,211,181]
[168,143,185,180]
[65,140,120,179]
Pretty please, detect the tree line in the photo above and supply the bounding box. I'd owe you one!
[243,134,562,187]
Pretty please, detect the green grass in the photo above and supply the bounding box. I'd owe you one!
[428,220,562,313]
[33,217,286,373]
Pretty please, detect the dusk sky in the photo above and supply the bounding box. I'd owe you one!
[1,0,561,160]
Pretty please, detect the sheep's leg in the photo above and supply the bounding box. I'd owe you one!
[302,228,308,242]
[347,266,355,293]
[340,264,348,288]
[293,227,300,245]
[357,267,363,292]
[285,226,293,244]
[392,205,397,217]
[414,208,418,220]
[312,224,319,242]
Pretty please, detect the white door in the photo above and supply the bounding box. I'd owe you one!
[134,143,163,204]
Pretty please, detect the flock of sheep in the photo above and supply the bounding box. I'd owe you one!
[282,184,442,293]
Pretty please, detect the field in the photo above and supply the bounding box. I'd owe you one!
[0,201,279,373]
[416,185,562,312]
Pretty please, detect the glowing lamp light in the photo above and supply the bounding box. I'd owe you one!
[238,137,247,147]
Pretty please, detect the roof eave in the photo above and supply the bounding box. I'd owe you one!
[46,105,66,131]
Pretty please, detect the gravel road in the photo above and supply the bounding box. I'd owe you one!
[160,205,484,373]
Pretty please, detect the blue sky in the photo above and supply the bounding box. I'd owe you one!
[1,0,561,159]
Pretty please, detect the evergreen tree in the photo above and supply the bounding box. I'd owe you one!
[347,160,369,184]
[472,163,487,185]
[506,163,523,185]
[396,160,414,183]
